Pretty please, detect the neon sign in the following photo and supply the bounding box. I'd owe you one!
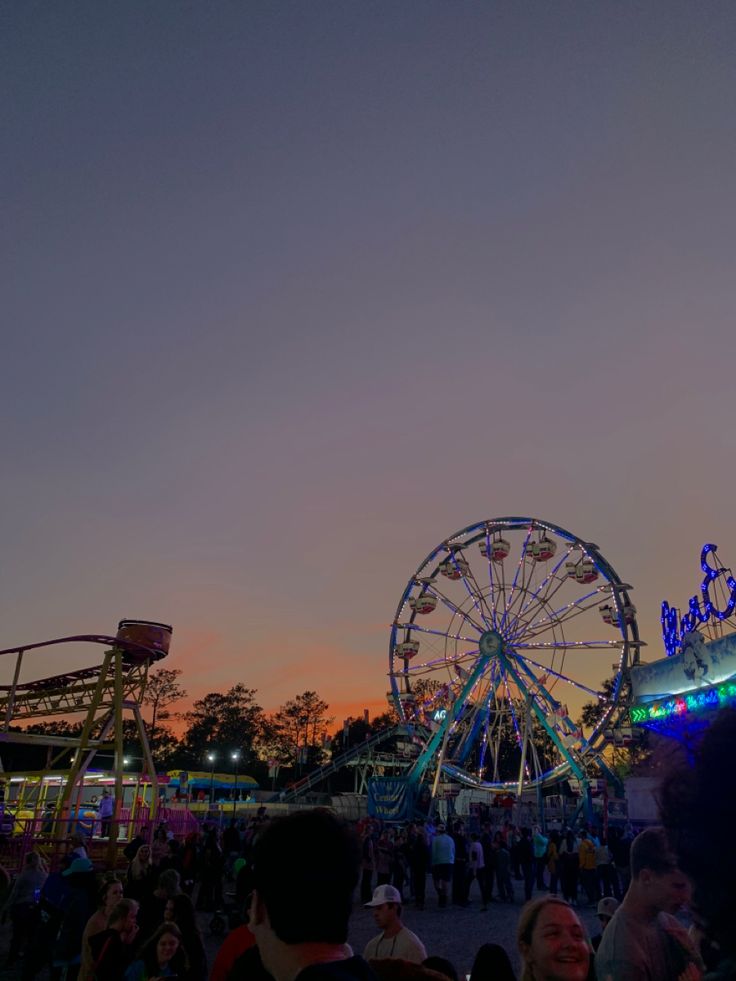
[661,544,736,656]
[630,679,736,725]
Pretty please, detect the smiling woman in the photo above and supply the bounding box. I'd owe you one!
[124,922,190,981]
[517,897,591,981]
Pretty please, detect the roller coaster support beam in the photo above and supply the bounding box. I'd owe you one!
[112,644,125,868]
[3,650,25,730]
[56,649,115,836]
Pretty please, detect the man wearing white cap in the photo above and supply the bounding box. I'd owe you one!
[591,896,619,951]
[363,885,427,964]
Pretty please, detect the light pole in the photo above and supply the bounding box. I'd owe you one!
[207,752,217,805]
[231,750,240,815]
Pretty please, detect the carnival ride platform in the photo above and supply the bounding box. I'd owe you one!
[0,620,171,868]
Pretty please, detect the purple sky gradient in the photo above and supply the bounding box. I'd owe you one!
[2,3,735,724]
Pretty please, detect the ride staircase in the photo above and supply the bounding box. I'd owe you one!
[272,724,427,803]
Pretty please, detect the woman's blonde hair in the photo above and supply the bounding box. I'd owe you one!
[129,844,152,879]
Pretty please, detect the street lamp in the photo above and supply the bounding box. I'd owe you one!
[231,751,240,814]
[207,752,217,804]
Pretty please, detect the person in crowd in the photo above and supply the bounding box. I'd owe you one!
[494,831,514,902]
[363,884,427,963]
[361,827,376,904]
[124,826,150,863]
[595,835,615,899]
[79,876,125,981]
[546,831,560,896]
[127,844,155,904]
[247,808,376,981]
[375,831,393,888]
[594,826,703,981]
[22,859,71,980]
[68,833,89,862]
[2,851,48,967]
[517,896,591,981]
[151,826,171,869]
[180,832,200,896]
[165,893,207,981]
[577,831,598,906]
[138,867,182,947]
[196,829,224,912]
[558,831,579,906]
[52,856,98,979]
[479,822,496,906]
[423,956,459,981]
[406,823,429,911]
[391,829,408,896]
[610,826,632,899]
[125,922,189,981]
[430,823,455,909]
[99,789,115,838]
[209,867,257,981]
[590,896,619,952]
[450,822,469,907]
[222,819,241,877]
[88,898,140,981]
[659,706,736,981]
[518,828,535,903]
[159,838,183,875]
[469,942,517,981]
[467,833,486,908]
[158,821,174,842]
[532,827,548,891]
[209,918,257,981]
[509,825,522,881]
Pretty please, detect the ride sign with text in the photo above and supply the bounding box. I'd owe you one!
[661,544,736,657]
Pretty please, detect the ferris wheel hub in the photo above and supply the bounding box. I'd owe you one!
[479,630,504,657]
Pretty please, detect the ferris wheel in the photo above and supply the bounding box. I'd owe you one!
[389,517,640,796]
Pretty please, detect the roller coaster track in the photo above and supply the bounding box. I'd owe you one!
[0,634,165,724]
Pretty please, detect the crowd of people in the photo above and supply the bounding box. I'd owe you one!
[0,818,218,981]
[358,817,632,911]
[0,706,734,981]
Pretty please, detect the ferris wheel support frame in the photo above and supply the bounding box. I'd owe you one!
[512,648,624,798]
[497,644,592,817]
[406,636,599,823]
[406,648,493,796]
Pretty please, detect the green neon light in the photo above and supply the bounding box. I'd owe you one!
[630,680,736,725]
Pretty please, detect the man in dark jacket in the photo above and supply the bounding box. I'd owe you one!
[247,809,377,981]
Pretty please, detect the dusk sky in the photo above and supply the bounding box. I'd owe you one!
[2,3,735,729]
